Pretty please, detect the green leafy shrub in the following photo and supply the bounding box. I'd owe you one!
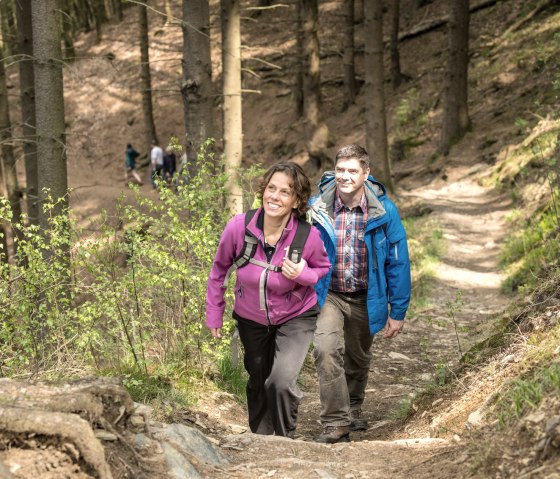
[0,144,261,393]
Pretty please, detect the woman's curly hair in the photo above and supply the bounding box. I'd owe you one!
[256,162,311,219]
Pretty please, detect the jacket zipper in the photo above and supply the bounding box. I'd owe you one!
[264,270,271,327]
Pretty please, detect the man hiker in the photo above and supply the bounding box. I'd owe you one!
[309,144,412,443]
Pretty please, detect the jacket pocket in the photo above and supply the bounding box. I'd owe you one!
[286,290,304,302]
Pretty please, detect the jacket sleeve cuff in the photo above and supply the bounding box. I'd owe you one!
[293,265,318,286]
[205,306,225,328]
[389,310,406,321]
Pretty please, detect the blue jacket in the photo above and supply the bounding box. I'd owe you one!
[309,172,411,335]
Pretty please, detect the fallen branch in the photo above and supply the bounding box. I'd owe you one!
[399,0,501,42]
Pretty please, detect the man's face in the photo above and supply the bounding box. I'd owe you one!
[334,158,369,197]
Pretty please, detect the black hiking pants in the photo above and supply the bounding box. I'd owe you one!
[235,306,318,437]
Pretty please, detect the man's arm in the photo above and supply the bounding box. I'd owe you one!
[384,200,412,322]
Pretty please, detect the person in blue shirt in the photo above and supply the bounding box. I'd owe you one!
[309,144,411,443]
[125,144,143,185]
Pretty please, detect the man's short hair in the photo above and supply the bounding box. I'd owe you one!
[335,144,370,170]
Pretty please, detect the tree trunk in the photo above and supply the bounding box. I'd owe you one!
[113,0,123,22]
[32,0,68,227]
[389,0,402,89]
[91,0,107,42]
[221,0,243,214]
[139,3,158,155]
[0,25,23,261]
[302,0,331,173]
[60,0,77,60]
[181,0,214,174]
[74,0,92,32]
[342,0,356,110]
[440,0,470,156]
[294,0,304,118]
[16,0,39,226]
[364,0,394,193]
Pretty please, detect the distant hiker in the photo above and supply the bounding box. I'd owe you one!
[309,144,411,443]
[206,162,331,438]
[163,147,177,183]
[150,140,164,188]
[125,143,143,185]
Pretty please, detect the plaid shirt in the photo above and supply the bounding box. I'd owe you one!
[330,191,368,292]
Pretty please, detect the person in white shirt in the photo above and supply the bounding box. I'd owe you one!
[150,140,164,189]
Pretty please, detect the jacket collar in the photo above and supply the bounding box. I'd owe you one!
[311,172,387,220]
[246,207,297,241]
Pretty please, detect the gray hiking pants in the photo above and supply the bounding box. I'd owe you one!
[313,291,374,427]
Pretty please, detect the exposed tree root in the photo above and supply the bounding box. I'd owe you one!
[0,406,112,479]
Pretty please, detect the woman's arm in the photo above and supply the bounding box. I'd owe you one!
[205,215,243,328]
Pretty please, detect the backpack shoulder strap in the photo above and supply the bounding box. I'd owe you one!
[286,218,312,263]
[221,210,259,288]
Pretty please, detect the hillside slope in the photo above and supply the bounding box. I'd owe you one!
[4,0,560,477]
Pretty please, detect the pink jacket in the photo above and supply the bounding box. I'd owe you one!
[206,209,331,328]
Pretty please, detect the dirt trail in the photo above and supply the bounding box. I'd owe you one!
[210,171,513,478]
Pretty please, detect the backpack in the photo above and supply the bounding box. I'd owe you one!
[221,209,311,288]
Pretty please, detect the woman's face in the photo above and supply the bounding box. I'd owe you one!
[262,172,298,221]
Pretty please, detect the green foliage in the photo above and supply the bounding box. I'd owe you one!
[0,194,76,373]
[402,217,445,317]
[391,88,428,161]
[0,144,261,396]
[389,397,413,421]
[215,355,248,404]
[501,205,560,293]
[495,362,560,426]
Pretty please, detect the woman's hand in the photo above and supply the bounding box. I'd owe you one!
[281,258,306,280]
[210,328,222,339]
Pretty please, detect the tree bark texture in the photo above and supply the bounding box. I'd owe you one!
[221,0,243,214]
[139,3,158,155]
[342,0,356,110]
[302,0,331,172]
[16,0,39,226]
[440,0,470,156]
[0,47,23,259]
[294,0,304,118]
[364,0,394,193]
[389,0,402,89]
[31,0,68,227]
[181,0,214,172]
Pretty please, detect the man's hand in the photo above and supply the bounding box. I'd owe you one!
[210,328,222,339]
[384,317,403,339]
[281,258,306,280]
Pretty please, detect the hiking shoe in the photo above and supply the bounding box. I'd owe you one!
[314,425,350,444]
[350,409,368,431]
